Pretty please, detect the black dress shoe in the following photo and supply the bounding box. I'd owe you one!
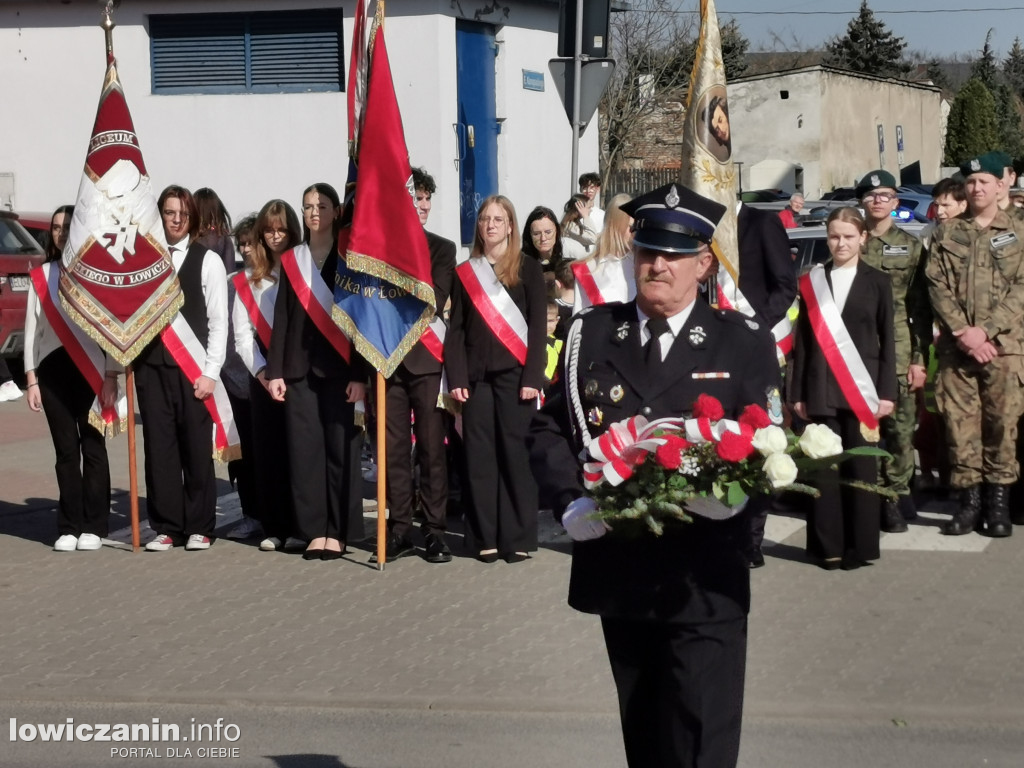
[302,549,324,561]
[504,552,531,564]
[476,550,500,564]
[368,533,416,563]
[320,549,344,561]
[424,532,452,564]
[747,547,765,569]
[818,557,842,571]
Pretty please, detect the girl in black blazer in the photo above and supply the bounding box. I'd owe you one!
[447,196,547,563]
[266,183,370,561]
[791,207,897,570]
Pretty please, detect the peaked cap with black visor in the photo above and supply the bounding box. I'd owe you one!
[621,183,727,254]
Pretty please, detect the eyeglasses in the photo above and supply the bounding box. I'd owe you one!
[862,192,896,203]
[263,228,289,237]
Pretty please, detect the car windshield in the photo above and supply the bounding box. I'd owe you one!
[0,217,45,255]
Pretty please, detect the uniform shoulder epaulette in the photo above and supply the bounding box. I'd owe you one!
[714,307,763,333]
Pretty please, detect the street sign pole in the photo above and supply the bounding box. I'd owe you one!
[570,0,584,197]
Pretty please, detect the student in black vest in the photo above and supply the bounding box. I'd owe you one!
[266,183,370,561]
[446,195,547,563]
[139,186,229,552]
[377,167,456,563]
[790,207,897,570]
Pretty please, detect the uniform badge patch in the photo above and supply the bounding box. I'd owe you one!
[882,245,909,257]
[745,319,760,331]
[991,232,1018,249]
[870,174,880,186]
[609,384,625,403]
[585,379,599,397]
[689,326,707,346]
[587,407,604,427]
[971,159,981,172]
[666,185,680,208]
[766,386,783,425]
[614,322,630,341]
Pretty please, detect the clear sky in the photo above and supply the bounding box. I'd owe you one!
[694,1,1024,59]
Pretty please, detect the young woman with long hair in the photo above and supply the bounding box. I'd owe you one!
[572,192,635,313]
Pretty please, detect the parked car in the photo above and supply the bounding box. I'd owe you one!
[14,211,53,250]
[787,218,927,277]
[0,211,46,359]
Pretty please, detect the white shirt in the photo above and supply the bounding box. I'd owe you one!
[591,205,605,231]
[831,261,857,313]
[231,269,279,377]
[637,299,697,362]
[169,240,229,380]
[572,252,636,314]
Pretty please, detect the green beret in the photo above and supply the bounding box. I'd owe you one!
[960,153,1005,179]
[855,169,898,198]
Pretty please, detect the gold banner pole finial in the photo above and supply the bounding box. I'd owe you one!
[100,0,120,59]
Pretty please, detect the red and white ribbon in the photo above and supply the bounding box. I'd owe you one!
[280,244,352,363]
[232,270,274,349]
[572,256,634,311]
[160,314,240,462]
[31,263,127,436]
[456,257,528,365]
[420,315,445,363]
[799,265,879,430]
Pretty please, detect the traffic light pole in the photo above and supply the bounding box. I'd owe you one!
[570,0,583,197]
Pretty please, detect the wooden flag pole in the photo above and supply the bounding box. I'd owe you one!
[126,364,140,552]
[375,370,387,571]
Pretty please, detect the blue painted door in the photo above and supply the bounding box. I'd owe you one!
[455,21,499,245]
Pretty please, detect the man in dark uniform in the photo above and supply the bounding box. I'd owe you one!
[528,183,781,768]
[377,167,457,563]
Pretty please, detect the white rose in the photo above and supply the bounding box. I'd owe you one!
[763,452,798,488]
[798,423,844,459]
[751,425,788,457]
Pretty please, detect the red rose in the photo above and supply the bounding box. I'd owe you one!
[716,430,755,462]
[655,435,690,470]
[738,404,771,430]
[692,394,725,421]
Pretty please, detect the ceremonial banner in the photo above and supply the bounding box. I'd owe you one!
[333,7,436,377]
[679,0,740,293]
[59,53,182,365]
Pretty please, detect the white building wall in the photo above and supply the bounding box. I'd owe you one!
[0,0,589,249]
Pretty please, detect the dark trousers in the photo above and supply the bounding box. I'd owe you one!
[385,368,448,538]
[226,390,256,522]
[601,616,747,768]
[461,367,538,554]
[37,349,111,537]
[134,361,216,538]
[249,377,294,540]
[807,409,880,562]
[284,373,357,542]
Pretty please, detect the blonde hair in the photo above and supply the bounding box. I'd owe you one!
[587,193,632,264]
[472,195,523,288]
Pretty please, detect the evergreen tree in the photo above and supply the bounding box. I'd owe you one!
[925,59,951,92]
[994,83,1024,160]
[1004,37,1024,100]
[944,79,1000,165]
[662,18,751,88]
[971,30,999,92]
[823,0,911,78]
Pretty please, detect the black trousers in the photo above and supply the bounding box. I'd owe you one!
[385,368,447,538]
[37,349,111,537]
[601,615,747,768]
[807,409,881,562]
[226,389,256,522]
[461,367,538,554]
[248,377,294,540]
[134,361,216,538]
[283,373,358,542]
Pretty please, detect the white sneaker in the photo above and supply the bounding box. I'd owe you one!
[185,534,212,550]
[53,534,78,552]
[226,517,262,540]
[0,381,23,402]
[259,536,282,552]
[145,533,177,551]
[76,533,103,551]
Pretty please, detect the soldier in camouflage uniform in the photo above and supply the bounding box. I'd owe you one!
[857,170,931,532]
[925,153,1024,537]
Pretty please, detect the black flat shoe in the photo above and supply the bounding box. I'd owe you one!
[302,549,324,561]
[477,550,499,564]
[818,557,841,571]
[504,552,531,564]
[320,549,344,561]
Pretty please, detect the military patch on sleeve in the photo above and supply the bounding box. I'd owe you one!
[766,386,783,425]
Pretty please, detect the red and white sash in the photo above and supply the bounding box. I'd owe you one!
[716,264,797,360]
[420,316,445,364]
[456,257,528,365]
[31,263,127,437]
[572,256,634,310]
[160,314,241,462]
[280,244,352,363]
[799,265,880,431]
[232,270,274,349]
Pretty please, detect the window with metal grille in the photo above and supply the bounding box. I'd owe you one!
[150,8,344,94]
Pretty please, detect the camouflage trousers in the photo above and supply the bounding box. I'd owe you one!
[935,352,1024,488]
[879,381,917,495]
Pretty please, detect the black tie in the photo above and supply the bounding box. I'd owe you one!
[646,318,670,372]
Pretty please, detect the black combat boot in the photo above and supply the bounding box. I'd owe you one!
[940,486,982,535]
[881,499,908,533]
[1012,490,1024,526]
[982,484,1013,538]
